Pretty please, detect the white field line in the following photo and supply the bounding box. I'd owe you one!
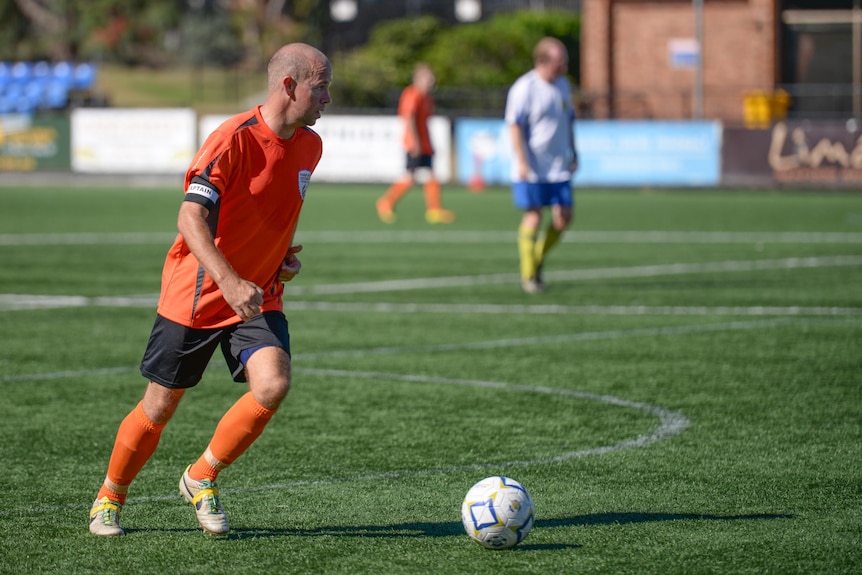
[281,301,862,317]
[0,316,843,516]
[0,317,821,384]
[0,294,158,311]
[284,255,862,295]
[0,293,859,317]
[296,318,802,360]
[0,232,177,246]
[1,255,861,313]
[0,368,691,516]
[2,230,862,246]
[298,230,862,244]
[1,230,858,516]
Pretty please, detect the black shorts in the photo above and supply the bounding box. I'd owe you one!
[140,311,291,389]
[406,153,433,171]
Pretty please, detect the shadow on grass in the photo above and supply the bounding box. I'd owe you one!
[549,511,796,527]
[223,511,793,542]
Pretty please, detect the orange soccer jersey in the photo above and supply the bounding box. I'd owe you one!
[157,106,322,329]
[399,85,434,155]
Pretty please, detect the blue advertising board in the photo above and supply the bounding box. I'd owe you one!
[454,119,722,188]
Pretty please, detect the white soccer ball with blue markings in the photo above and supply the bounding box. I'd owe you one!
[461,476,535,549]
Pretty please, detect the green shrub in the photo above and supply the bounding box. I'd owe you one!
[331,10,580,113]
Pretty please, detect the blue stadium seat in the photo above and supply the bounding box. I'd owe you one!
[0,96,14,114]
[3,82,22,101]
[13,93,38,114]
[73,63,96,90]
[0,62,10,89]
[32,61,51,81]
[51,62,74,86]
[42,81,69,109]
[24,80,45,101]
[10,61,32,85]
[0,60,92,112]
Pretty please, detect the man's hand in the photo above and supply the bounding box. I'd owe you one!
[221,276,265,321]
[516,158,530,181]
[279,244,303,282]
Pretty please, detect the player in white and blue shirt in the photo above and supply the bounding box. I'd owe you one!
[505,37,578,293]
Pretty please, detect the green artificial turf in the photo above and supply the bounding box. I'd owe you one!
[0,184,860,574]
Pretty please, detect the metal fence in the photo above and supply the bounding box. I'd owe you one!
[565,84,861,125]
[330,83,862,124]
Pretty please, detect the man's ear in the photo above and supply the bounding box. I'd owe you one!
[283,76,297,98]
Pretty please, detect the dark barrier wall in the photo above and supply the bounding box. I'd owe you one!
[723,121,862,188]
[0,114,71,172]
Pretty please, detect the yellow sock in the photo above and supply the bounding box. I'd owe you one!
[518,225,538,281]
[534,226,562,269]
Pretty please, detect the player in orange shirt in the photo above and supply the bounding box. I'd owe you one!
[88,43,332,536]
[376,63,455,224]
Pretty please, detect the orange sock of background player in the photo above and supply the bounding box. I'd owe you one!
[380,178,412,207]
[188,392,276,482]
[423,179,442,210]
[97,401,166,504]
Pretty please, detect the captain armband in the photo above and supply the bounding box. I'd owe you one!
[184,176,220,209]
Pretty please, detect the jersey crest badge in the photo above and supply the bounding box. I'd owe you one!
[298,170,311,200]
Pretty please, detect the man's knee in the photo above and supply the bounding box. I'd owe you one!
[142,382,185,425]
[246,347,291,409]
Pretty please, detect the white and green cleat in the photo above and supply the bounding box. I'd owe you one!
[179,466,230,535]
[89,497,125,536]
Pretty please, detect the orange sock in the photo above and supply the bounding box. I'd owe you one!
[188,392,276,481]
[97,401,166,504]
[423,179,442,211]
[380,178,412,207]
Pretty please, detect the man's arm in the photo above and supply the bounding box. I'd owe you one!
[510,123,530,182]
[176,201,264,321]
[569,111,578,173]
[405,113,421,157]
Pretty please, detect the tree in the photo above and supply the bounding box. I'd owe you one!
[329,10,581,114]
[331,16,445,109]
[6,0,69,60]
[5,0,185,64]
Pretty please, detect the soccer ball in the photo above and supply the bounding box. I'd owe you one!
[461,476,535,549]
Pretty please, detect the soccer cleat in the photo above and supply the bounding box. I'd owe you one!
[179,466,230,535]
[521,278,545,294]
[376,199,396,224]
[425,208,455,224]
[89,497,125,536]
[535,264,545,291]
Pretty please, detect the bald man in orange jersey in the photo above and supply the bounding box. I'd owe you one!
[89,43,332,536]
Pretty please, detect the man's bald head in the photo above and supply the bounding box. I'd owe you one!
[533,37,568,81]
[267,43,330,92]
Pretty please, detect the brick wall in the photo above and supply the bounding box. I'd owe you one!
[581,0,777,123]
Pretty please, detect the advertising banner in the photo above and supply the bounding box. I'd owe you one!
[723,121,862,187]
[0,114,70,171]
[200,114,452,184]
[72,108,196,174]
[575,121,722,186]
[303,114,451,183]
[455,119,722,188]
